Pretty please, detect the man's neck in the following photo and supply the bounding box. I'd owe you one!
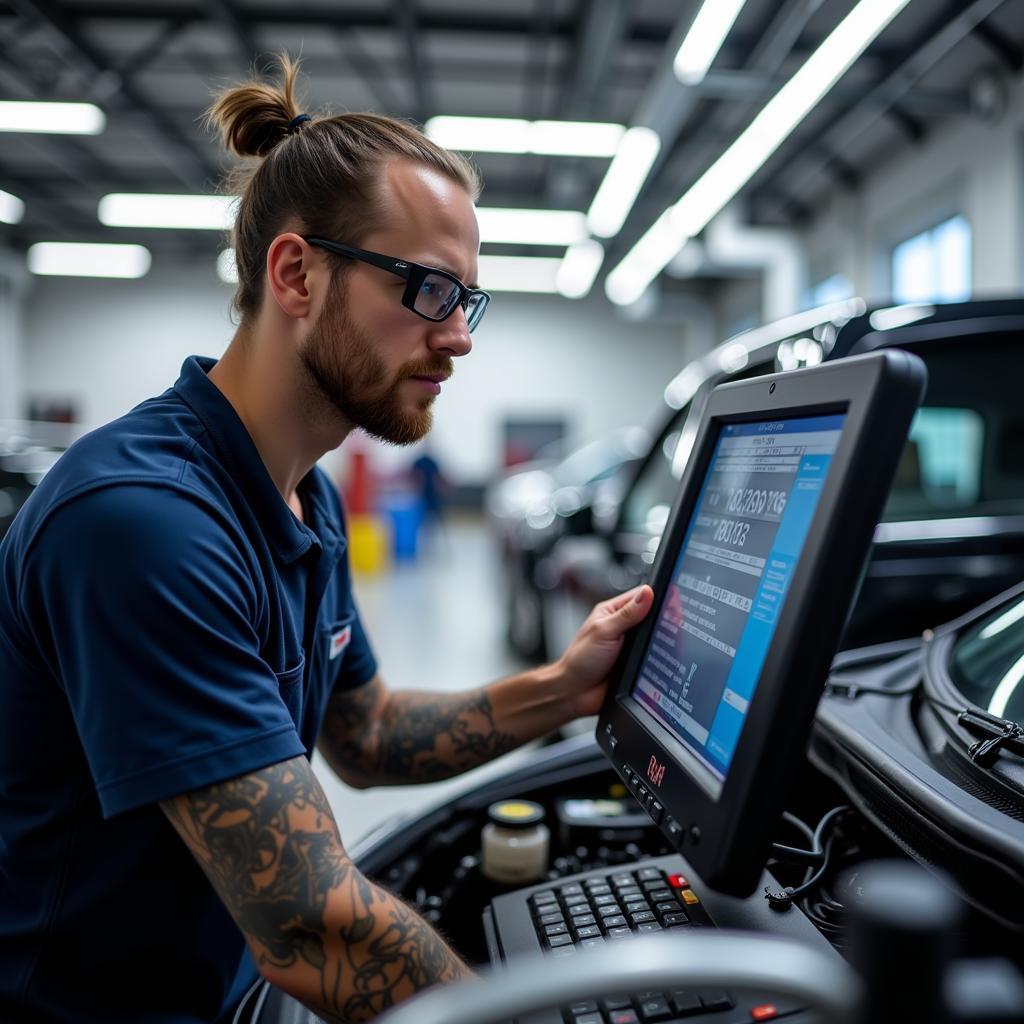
[208,328,352,505]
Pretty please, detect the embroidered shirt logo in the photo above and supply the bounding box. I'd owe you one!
[329,626,352,660]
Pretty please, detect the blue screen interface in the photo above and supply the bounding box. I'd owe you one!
[630,413,846,788]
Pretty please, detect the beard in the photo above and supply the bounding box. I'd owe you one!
[300,279,453,446]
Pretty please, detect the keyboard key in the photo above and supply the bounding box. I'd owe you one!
[544,923,568,937]
[592,894,618,907]
[654,900,679,913]
[629,910,656,924]
[649,800,664,823]
[667,873,688,889]
[602,915,627,929]
[636,868,663,881]
[637,996,672,1022]
[573,925,601,940]
[615,884,642,898]
[636,922,663,933]
[680,889,700,906]
[700,992,734,1011]
[550,945,575,957]
[611,874,634,887]
[580,937,604,949]
[572,914,597,927]
[609,1010,639,1024]
[539,912,564,926]
[646,888,674,903]
[751,1006,778,1021]
[584,881,612,894]
[607,927,632,939]
[602,995,632,1010]
[641,880,667,893]
[623,897,648,910]
[597,905,623,918]
[569,1001,599,1015]
[572,1015,602,1024]
[669,991,702,1015]
[564,893,589,907]
[547,933,572,948]
[531,892,557,907]
[569,903,594,917]
[662,912,689,926]
[560,883,584,896]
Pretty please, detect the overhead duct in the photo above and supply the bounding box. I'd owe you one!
[0,248,28,421]
[703,203,806,323]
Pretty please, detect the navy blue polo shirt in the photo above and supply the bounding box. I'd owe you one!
[0,356,377,1023]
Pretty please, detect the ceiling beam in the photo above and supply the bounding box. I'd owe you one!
[205,0,268,75]
[394,0,432,124]
[334,28,409,114]
[7,0,221,192]
[751,0,1008,221]
[972,18,1024,72]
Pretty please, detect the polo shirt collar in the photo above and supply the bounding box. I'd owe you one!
[173,355,318,564]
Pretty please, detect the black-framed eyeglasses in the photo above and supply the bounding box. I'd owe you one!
[305,237,490,332]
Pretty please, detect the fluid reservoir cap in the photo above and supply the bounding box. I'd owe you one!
[488,800,545,828]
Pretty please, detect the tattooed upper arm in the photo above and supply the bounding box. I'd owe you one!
[161,754,470,1020]
[317,675,390,789]
[161,755,351,973]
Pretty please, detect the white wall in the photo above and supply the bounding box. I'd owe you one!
[807,74,1024,303]
[20,266,689,484]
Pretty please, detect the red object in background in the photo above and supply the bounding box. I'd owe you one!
[346,450,374,516]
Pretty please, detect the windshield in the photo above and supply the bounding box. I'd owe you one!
[949,593,1024,725]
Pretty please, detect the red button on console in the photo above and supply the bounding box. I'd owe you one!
[667,873,688,889]
[751,1005,777,1021]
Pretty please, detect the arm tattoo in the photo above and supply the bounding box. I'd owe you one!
[321,682,518,785]
[162,756,469,1021]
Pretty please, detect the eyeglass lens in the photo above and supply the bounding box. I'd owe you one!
[414,274,462,320]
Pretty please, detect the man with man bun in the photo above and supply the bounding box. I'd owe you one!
[0,57,652,1023]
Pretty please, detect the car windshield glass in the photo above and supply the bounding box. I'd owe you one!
[619,417,684,537]
[949,593,1024,725]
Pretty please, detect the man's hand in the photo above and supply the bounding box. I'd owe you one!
[554,584,654,718]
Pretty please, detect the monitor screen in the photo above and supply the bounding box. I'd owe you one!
[629,413,847,795]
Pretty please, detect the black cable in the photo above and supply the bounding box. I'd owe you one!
[764,806,850,911]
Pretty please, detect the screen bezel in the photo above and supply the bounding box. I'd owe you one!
[597,351,926,896]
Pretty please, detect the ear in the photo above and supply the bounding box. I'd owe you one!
[265,233,324,320]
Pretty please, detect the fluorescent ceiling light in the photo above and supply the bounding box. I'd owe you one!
[0,101,105,135]
[674,0,749,85]
[478,255,561,293]
[217,249,238,285]
[477,208,588,246]
[607,0,911,306]
[556,239,605,299]
[98,193,238,230]
[426,116,624,157]
[604,209,687,306]
[587,126,661,238]
[0,189,25,225]
[28,242,151,279]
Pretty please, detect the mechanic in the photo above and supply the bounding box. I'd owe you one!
[0,57,653,1024]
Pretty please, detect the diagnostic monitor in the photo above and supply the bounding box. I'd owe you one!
[597,350,926,896]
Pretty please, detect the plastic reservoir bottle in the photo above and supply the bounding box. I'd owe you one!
[481,800,550,885]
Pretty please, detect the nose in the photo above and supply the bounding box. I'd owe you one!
[427,306,473,358]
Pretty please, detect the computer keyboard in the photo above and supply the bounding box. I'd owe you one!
[528,865,712,953]
[487,855,818,1024]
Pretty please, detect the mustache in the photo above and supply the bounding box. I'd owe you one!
[403,359,454,382]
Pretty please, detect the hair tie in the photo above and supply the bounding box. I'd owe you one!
[287,113,311,135]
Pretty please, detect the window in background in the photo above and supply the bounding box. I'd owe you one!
[891,214,971,304]
[883,406,984,519]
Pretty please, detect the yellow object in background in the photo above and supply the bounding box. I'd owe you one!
[348,514,389,574]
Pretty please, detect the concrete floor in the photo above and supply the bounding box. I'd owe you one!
[314,515,544,849]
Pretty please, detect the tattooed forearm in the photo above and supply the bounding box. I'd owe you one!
[319,680,518,786]
[161,756,471,1022]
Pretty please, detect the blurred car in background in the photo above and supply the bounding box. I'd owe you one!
[0,421,73,539]
[486,426,651,660]
[538,298,1024,660]
[489,298,867,662]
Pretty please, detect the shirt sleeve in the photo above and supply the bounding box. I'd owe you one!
[23,484,306,818]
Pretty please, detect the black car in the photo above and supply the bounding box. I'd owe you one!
[542,299,1024,658]
[493,299,867,663]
